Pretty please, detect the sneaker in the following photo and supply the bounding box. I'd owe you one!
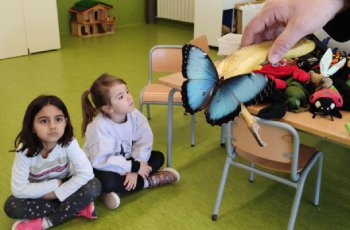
[12,218,43,230]
[100,192,120,209]
[75,202,97,219]
[148,167,180,188]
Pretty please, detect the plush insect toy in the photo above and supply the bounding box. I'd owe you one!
[308,49,347,90]
[329,50,350,110]
[309,48,346,119]
[309,88,343,120]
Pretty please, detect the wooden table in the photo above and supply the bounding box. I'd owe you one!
[158,72,350,166]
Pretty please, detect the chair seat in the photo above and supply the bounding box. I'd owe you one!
[236,143,317,173]
[142,84,182,103]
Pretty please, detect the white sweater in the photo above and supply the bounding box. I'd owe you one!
[83,109,153,174]
[11,138,94,202]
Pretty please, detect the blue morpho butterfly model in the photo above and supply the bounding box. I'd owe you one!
[181,44,275,146]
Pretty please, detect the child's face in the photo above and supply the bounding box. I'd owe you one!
[33,104,66,149]
[107,83,135,115]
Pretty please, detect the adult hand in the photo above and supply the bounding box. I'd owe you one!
[241,0,346,63]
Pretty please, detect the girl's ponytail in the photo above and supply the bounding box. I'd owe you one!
[81,89,97,136]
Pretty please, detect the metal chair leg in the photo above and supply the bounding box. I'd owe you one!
[139,102,143,112]
[288,177,306,230]
[146,104,151,119]
[249,163,254,182]
[314,153,323,205]
[212,156,231,220]
[220,124,226,146]
[191,114,195,146]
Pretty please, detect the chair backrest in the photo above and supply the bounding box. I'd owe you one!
[190,35,210,53]
[148,36,209,82]
[150,45,183,73]
[230,116,301,179]
[148,45,182,83]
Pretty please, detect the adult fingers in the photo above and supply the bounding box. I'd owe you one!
[268,23,304,63]
[241,14,267,47]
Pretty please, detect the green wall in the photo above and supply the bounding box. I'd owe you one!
[57,0,146,35]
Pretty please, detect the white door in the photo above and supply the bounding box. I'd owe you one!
[194,0,223,47]
[22,0,61,54]
[0,0,28,59]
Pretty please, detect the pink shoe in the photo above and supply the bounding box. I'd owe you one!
[12,218,43,230]
[75,202,97,219]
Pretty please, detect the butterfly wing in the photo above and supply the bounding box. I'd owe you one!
[181,44,218,113]
[205,73,271,125]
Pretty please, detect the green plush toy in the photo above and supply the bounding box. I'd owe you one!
[284,77,310,112]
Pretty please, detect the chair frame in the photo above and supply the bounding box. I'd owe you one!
[212,117,323,230]
[139,45,196,147]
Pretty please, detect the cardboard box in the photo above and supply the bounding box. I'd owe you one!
[234,1,264,34]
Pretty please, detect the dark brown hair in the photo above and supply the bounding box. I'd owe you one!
[81,73,126,136]
[14,95,74,157]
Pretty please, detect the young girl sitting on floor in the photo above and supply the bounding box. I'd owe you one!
[81,73,180,209]
[4,95,101,230]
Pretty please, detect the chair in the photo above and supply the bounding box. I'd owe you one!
[212,116,323,230]
[139,36,211,147]
[139,44,196,146]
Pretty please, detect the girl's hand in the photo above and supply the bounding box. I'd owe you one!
[124,172,138,191]
[41,179,62,200]
[41,192,58,200]
[57,179,63,186]
[138,161,152,179]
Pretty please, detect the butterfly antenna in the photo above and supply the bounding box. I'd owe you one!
[239,104,267,147]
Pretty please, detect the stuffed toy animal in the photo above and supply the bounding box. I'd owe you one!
[254,61,310,89]
[257,89,287,119]
[309,48,346,119]
[308,49,347,90]
[284,77,310,112]
[329,50,350,110]
[298,47,350,110]
[309,87,343,120]
[257,77,310,117]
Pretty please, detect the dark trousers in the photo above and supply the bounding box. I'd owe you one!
[4,177,101,226]
[94,150,164,194]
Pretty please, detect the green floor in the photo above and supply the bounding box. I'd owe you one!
[1,21,349,229]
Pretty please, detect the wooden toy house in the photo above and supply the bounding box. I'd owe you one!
[69,1,116,37]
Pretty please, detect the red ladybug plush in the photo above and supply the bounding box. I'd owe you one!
[309,88,343,120]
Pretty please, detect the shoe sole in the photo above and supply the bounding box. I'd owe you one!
[102,192,121,209]
[12,220,23,230]
[162,167,181,183]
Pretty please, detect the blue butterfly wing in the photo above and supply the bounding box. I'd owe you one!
[205,83,241,125]
[181,44,218,113]
[206,73,270,125]
[227,72,270,103]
